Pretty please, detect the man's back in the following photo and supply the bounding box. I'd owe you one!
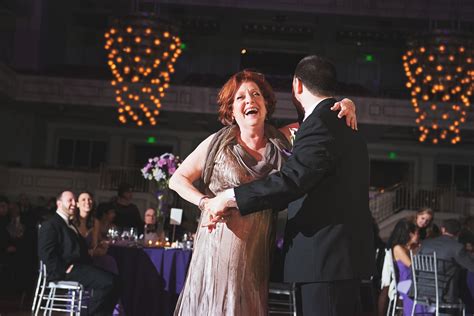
[421,235,463,259]
[284,99,375,283]
[419,235,474,303]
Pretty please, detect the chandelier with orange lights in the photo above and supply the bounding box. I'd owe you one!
[402,30,473,144]
[104,14,182,126]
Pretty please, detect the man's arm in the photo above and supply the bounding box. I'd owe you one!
[38,222,67,280]
[206,107,336,219]
[454,246,474,271]
[235,113,335,215]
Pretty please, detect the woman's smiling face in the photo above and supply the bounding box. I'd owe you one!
[232,81,267,129]
[77,193,93,214]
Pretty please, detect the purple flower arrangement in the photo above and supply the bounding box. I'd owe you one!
[141,153,181,189]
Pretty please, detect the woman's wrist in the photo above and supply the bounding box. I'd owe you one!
[198,195,210,212]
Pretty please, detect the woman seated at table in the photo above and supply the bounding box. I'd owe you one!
[91,202,117,254]
[410,207,434,241]
[89,202,119,275]
[74,191,108,257]
[388,218,430,316]
[73,191,95,239]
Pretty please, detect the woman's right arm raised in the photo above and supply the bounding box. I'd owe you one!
[168,134,215,207]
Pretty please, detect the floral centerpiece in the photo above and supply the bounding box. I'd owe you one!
[141,153,181,189]
[141,153,181,235]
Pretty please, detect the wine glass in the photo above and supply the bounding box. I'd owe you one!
[121,228,130,241]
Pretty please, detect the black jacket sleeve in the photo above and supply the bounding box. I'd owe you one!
[235,109,335,216]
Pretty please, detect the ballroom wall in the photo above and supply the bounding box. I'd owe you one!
[1,0,474,202]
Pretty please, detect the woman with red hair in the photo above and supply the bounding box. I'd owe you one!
[169,70,357,315]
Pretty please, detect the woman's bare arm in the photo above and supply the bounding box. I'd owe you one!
[393,245,412,267]
[169,134,215,206]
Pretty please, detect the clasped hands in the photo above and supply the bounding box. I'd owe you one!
[200,192,237,232]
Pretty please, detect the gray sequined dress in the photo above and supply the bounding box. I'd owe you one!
[174,125,290,316]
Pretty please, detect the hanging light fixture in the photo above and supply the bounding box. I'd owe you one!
[402,30,473,144]
[104,14,182,126]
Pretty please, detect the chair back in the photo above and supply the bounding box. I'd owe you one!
[31,261,47,314]
[268,282,297,316]
[410,251,439,311]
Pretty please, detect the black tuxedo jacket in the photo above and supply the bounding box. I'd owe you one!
[38,213,91,281]
[235,98,375,283]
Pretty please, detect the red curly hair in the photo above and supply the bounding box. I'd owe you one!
[217,70,276,126]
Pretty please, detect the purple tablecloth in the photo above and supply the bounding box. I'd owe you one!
[108,246,192,316]
[465,271,474,313]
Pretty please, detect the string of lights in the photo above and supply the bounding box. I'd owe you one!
[403,30,473,144]
[104,14,182,126]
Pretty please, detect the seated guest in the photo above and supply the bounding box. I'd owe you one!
[387,218,429,316]
[112,183,143,235]
[90,202,119,278]
[36,197,57,222]
[411,207,434,241]
[38,190,119,315]
[75,193,110,258]
[0,196,16,258]
[144,208,164,243]
[459,230,474,255]
[461,216,474,254]
[0,196,14,254]
[6,202,25,241]
[73,191,95,239]
[92,203,116,249]
[0,196,15,292]
[7,200,38,293]
[419,219,474,305]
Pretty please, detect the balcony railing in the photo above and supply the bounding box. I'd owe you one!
[98,164,153,193]
[370,183,465,223]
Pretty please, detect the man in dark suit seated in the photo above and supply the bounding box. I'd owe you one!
[38,190,119,315]
[419,219,474,305]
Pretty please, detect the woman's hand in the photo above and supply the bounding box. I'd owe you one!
[331,98,357,130]
[200,210,221,233]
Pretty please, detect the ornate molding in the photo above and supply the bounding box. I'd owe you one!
[154,0,474,21]
[1,63,473,129]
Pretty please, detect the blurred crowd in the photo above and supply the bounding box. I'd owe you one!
[0,183,195,298]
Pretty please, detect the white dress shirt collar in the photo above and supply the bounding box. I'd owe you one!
[303,97,332,122]
[56,209,69,224]
[56,209,78,234]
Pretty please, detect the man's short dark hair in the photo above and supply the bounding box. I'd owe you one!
[118,183,133,197]
[56,191,65,201]
[294,55,337,97]
[56,190,73,201]
[442,219,461,236]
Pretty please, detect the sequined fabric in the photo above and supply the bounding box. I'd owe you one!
[174,125,290,316]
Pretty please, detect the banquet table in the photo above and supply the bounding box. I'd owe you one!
[108,245,192,316]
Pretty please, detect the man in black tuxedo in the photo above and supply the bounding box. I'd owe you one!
[38,190,119,315]
[207,55,375,315]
